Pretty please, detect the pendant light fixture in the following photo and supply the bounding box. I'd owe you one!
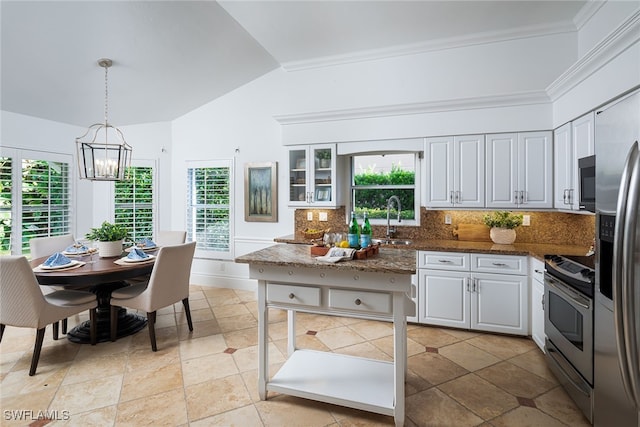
[76,58,132,181]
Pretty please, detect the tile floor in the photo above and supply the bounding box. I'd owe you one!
[1,285,591,426]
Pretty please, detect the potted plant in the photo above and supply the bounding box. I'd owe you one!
[483,211,523,244]
[85,221,130,257]
[317,150,331,168]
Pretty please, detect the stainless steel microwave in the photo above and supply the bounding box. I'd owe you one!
[578,155,595,212]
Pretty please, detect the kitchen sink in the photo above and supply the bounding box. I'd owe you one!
[372,238,413,246]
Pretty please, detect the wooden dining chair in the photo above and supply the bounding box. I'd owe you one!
[0,256,97,376]
[29,234,76,339]
[155,230,187,247]
[110,241,196,351]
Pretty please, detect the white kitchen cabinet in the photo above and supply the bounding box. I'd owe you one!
[418,251,529,335]
[554,123,574,209]
[529,257,546,352]
[287,144,339,207]
[553,112,595,210]
[485,131,552,209]
[424,135,485,208]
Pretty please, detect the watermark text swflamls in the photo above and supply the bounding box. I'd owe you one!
[3,410,70,421]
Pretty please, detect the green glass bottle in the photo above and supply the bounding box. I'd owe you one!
[348,211,360,248]
[360,211,372,247]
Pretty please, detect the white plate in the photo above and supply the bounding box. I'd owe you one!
[63,250,89,256]
[122,254,156,263]
[40,260,79,270]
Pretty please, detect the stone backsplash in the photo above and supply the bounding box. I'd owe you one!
[295,207,595,247]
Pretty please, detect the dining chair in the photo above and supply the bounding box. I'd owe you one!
[0,256,97,376]
[110,241,196,351]
[29,234,76,339]
[155,230,187,247]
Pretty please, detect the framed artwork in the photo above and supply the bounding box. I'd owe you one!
[245,162,278,222]
[315,187,331,202]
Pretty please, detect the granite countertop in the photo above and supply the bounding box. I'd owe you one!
[235,243,416,274]
[273,234,590,261]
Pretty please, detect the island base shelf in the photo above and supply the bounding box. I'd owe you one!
[267,349,395,417]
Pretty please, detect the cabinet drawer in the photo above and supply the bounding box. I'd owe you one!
[329,289,391,314]
[471,254,527,275]
[267,284,321,307]
[418,251,470,271]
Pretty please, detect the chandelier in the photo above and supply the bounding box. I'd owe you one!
[76,58,132,181]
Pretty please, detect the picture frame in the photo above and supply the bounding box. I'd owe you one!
[245,162,278,222]
[315,187,331,202]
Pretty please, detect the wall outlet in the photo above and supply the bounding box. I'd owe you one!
[522,215,531,226]
[307,211,313,221]
[319,212,328,222]
[444,214,452,225]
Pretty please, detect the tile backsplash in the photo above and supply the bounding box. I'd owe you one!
[295,207,595,247]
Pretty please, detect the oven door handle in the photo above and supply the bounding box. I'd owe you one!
[544,275,590,310]
[546,345,591,397]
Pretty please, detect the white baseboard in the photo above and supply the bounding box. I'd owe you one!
[191,273,256,291]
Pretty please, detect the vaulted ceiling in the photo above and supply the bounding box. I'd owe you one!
[1,0,587,127]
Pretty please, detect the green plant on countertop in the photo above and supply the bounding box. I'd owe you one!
[85,221,130,242]
[483,211,523,229]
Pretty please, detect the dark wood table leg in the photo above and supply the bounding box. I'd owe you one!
[67,281,147,344]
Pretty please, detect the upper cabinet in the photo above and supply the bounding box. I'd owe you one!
[553,112,595,210]
[288,144,339,207]
[485,131,553,209]
[425,135,485,208]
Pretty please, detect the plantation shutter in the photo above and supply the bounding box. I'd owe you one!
[0,156,13,255]
[21,158,71,253]
[114,165,154,242]
[186,160,233,260]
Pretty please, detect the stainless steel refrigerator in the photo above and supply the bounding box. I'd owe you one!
[594,87,640,427]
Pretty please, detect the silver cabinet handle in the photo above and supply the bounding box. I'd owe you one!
[354,298,362,306]
[563,189,568,203]
[541,294,545,310]
[492,262,507,267]
[450,191,455,205]
[288,293,295,299]
[472,278,477,293]
[522,190,527,203]
[534,269,544,274]
[514,191,519,205]
[466,277,470,292]
[438,259,452,263]
[455,190,461,204]
[568,188,574,205]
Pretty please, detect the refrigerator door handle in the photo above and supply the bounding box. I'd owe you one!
[614,140,640,410]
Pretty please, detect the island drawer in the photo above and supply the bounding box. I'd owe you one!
[418,251,470,271]
[267,284,321,307]
[329,289,391,314]
[471,254,527,275]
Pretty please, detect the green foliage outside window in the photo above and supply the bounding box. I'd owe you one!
[353,163,415,220]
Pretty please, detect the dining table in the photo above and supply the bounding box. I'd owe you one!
[30,249,157,344]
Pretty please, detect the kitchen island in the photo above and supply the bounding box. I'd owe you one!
[235,244,416,427]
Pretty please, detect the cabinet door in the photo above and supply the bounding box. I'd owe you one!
[485,133,518,208]
[571,112,595,210]
[472,273,528,335]
[454,135,485,207]
[518,131,553,208]
[418,269,469,328]
[424,136,454,207]
[309,145,336,207]
[288,147,309,206]
[554,123,574,209]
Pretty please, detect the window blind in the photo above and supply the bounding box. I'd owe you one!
[186,161,232,259]
[115,166,154,242]
[0,157,13,255]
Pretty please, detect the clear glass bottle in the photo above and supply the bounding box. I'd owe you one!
[360,211,372,248]
[348,211,360,248]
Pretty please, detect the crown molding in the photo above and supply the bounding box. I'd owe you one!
[281,21,576,72]
[546,8,640,101]
[273,91,550,125]
[573,0,606,31]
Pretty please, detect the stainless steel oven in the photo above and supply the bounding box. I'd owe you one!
[544,255,595,423]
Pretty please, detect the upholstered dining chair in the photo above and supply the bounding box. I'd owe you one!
[29,234,76,339]
[155,230,187,247]
[110,241,196,351]
[0,256,97,376]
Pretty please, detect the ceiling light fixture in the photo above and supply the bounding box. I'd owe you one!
[76,58,132,181]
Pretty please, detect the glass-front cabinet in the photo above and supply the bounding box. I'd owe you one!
[288,144,337,207]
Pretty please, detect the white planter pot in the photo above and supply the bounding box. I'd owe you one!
[490,228,516,245]
[97,240,123,257]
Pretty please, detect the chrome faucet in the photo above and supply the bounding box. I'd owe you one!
[386,195,402,238]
